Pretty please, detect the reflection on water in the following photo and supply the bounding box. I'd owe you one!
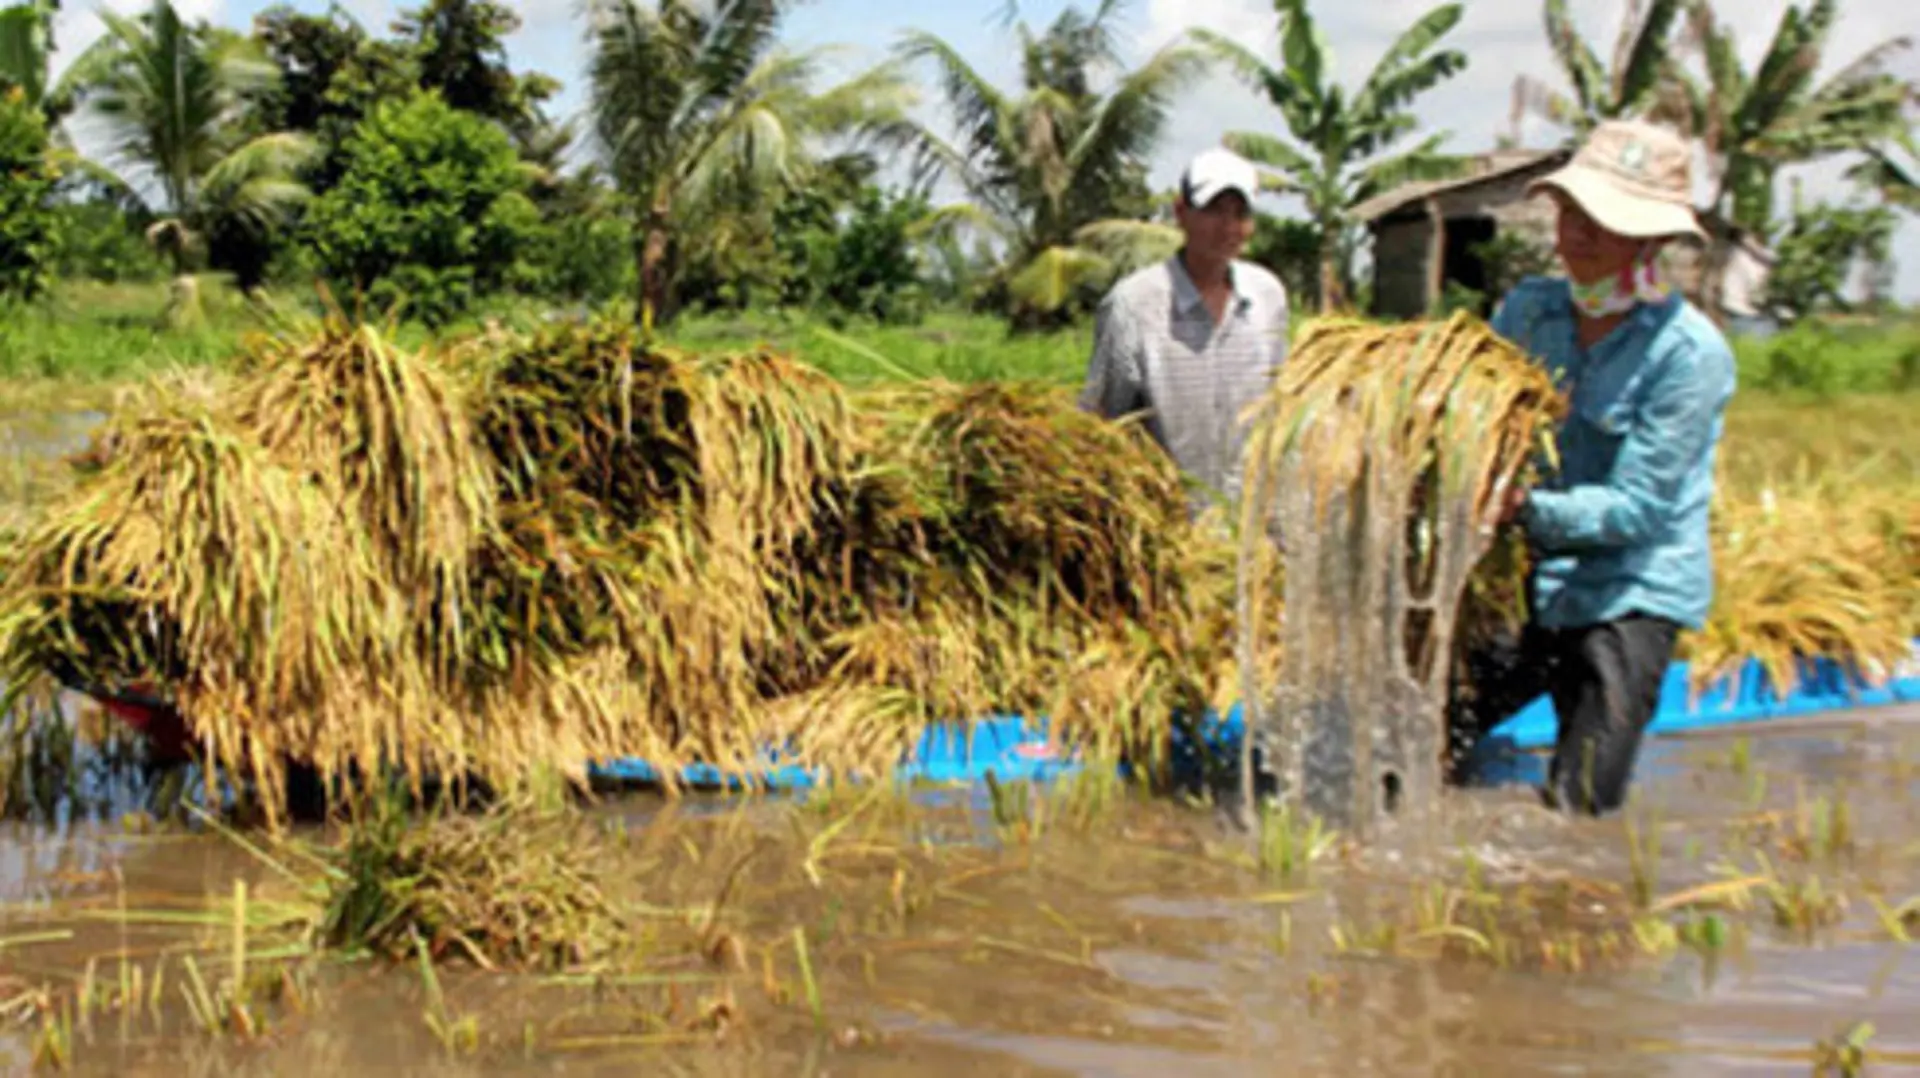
[0,707,1917,1075]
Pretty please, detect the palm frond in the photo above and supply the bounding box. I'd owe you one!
[1006,244,1111,313]
[1543,0,1604,116]
[1357,2,1463,110]
[1352,133,1465,202]
[1066,38,1206,176]
[896,29,1010,165]
[1073,218,1182,274]
[1614,0,1685,114]
[1222,130,1315,184]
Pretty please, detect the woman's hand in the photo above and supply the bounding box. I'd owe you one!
[1499,483,1530,526]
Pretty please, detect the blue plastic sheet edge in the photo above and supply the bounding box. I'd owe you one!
[586,637,1920,792]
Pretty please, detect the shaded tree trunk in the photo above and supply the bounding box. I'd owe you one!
[636,193,675,330]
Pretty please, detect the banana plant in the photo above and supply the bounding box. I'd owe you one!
[1668,0,1912,240]
[1197,0,1473,311]
[1508,0,1690,142]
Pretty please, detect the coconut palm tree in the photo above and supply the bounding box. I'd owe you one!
[584,0,918,328]
[1196,0,1472,311]
[897,0,1207,325]
[1507,0,1689,142]
[61,0,317,320]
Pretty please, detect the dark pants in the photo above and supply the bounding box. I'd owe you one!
[1452,612,1681,815]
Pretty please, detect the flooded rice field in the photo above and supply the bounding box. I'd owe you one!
[4,704,1920,1076]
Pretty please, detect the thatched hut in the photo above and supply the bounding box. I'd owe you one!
[1355,148,1735,320]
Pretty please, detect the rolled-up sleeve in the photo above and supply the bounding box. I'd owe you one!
[1524,343,1733,551]
[1080,295,1144,418]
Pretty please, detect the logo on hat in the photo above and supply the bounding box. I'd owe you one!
[1618,140,1648,174]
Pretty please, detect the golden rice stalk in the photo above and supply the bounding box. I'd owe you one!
[0,395,391,812]
[1686,480,1916,698]
[1234,312,1565,827]
[313,789,628,970]
[865,380,1192,623]
[227,315,498,673]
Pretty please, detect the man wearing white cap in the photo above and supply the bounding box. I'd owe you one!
[1079,146,1291,513]
[1464,119,1737,816]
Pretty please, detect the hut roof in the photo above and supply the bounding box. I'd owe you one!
[1351,149,1570,224]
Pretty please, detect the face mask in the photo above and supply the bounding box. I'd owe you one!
[1568,247,1669,317]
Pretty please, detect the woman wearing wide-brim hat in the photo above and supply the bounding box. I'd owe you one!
[1460,118,1737,816]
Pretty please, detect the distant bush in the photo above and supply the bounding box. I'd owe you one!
[49,199,166,283]
[1735,317,1920,397]
[302,90,541,326]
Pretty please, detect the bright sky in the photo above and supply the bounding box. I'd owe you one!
[46,0,1920,301]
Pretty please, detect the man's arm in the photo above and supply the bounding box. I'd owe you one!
[1522,343,1733,551]
[1079,295,1144,418]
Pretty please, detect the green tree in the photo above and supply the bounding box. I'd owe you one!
[1508,0,1689,141]
[1763,186,1897,322]
[392,0,559,137]
[1198,0,1471,311]
[0,84,59,299]
[1243,211,1319,307]
[1846,132,1919,214]
[586,0,917,328]
[0,0,56,112]
[61,0,316,317]
[302,90,542,325]
[899,0,1206,326]
[1670,0,1912,241]
[251,4,419,188]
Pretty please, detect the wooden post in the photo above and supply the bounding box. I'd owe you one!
[1424,196,1446,314]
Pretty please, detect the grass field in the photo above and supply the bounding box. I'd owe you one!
[4,279,1917,495]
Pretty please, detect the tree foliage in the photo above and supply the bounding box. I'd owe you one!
[393,0,559,136]
[586,0,918,326]
[901,0,1203,326]
[0,84,59,299]
[302,90,542,325]
[1509,0,1689,140]
[1763,189,1897,321]
[1199,0,1472,310]
[60,0,316,297]
[1668,0,1913,239]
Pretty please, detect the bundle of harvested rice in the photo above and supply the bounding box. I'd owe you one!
[311,787,628,970]
[227,315,498,675]
[0,392,393,800]
[458,321,864,773]
[1686,479,1918,697]
[1235,312,1564,831]
[801,380,1241,770]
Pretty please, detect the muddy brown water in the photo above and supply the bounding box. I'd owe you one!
[3,707,1920,1076]
[5,412,1920,1074]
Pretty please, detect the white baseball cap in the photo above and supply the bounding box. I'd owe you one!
[1180,147,1260,208]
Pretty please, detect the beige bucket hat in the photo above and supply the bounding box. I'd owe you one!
[1528,119,1706,242]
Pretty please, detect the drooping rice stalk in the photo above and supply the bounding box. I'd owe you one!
[1687,476,1917,699]
[0,393,393,819]
[1235,312,1564,833]
[226,314,499,677]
